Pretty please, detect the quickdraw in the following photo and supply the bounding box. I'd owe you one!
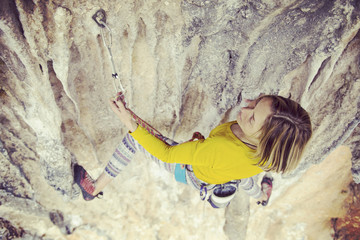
[92,9,125,94]
[92,10,162,139]
[92,9,173,141]
[200,184,208,201]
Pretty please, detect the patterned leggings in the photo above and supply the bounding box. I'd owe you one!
[104,133,262,199]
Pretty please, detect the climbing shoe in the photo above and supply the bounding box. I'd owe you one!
[74,164,100,201]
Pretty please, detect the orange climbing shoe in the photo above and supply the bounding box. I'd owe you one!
[74,164,98,201]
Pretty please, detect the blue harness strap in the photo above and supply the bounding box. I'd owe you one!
[174,164,187,184]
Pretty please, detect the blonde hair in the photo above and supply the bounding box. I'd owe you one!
[255,95,312,174]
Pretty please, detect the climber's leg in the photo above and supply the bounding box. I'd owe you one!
[238,174,273,205]
[92,172,112,196]
[92,133,137,195]
[92,133,178,197]
[238,176,263,199]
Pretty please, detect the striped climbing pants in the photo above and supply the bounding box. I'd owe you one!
[104,133,262,199]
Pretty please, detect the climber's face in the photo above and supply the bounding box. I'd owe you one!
[236,97,273,143]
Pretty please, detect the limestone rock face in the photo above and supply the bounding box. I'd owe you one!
[0,0,359,239]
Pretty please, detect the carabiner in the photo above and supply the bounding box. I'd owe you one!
[200,185,208,201]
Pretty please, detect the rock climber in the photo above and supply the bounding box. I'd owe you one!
[74,93,312,208]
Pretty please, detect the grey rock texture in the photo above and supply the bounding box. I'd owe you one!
[0,0,359,239]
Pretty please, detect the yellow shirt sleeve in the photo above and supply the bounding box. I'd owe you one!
[130,126,208,166]
[130,122,263,184]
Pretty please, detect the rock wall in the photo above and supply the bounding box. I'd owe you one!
[0,0,359,239]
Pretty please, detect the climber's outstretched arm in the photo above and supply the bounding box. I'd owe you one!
[109,98,138,132]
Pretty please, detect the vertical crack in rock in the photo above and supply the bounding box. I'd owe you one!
[324,119,360,156]
[41,60,85,198]
[0,139,33,200]
[216,49,240,114]
[0,0,26,38]
[0,67,36,200]
[307,56,331,91]
[46,58,100,168]
[182,16,204,47]
[0,42,28,83]
[0,217,25,240]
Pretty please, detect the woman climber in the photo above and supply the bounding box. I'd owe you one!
[74,93,312,208]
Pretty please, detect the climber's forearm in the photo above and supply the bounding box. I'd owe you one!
[122,116,138,132]
[130,126,202,165]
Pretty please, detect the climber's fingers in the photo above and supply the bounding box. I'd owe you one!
[108,98,137,131]
[109,98,129,118]
[109,97,123,111]
[109,98,122,114]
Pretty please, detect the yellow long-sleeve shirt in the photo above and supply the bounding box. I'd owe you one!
[130,121,263,184]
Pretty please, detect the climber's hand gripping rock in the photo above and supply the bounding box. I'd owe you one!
[109,94,138,132]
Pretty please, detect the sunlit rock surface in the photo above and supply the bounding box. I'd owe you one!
[245,146,354,240]
[0,0,359,239]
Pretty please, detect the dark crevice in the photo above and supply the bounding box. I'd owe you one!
[6,128,37,158]
[47,60,65,104]
[38,1,50,36]
[227,50,239,76]
[236,92,242,105]
[0,0,26,38]
[0,187,32,200]
[307,56,331,91]
[0,217,25,239]
[322,118,360,157]
[49,210,74,235]
[0,41,27,83]
[0,111,38,158]
[3,155,33,195]
[21,0,36,14]
[0,132,35,194]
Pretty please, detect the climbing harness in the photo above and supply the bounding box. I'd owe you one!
[207,181,240,208]
[92,9,125,94]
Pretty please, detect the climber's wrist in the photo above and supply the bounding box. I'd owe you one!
[127,119,138,133]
